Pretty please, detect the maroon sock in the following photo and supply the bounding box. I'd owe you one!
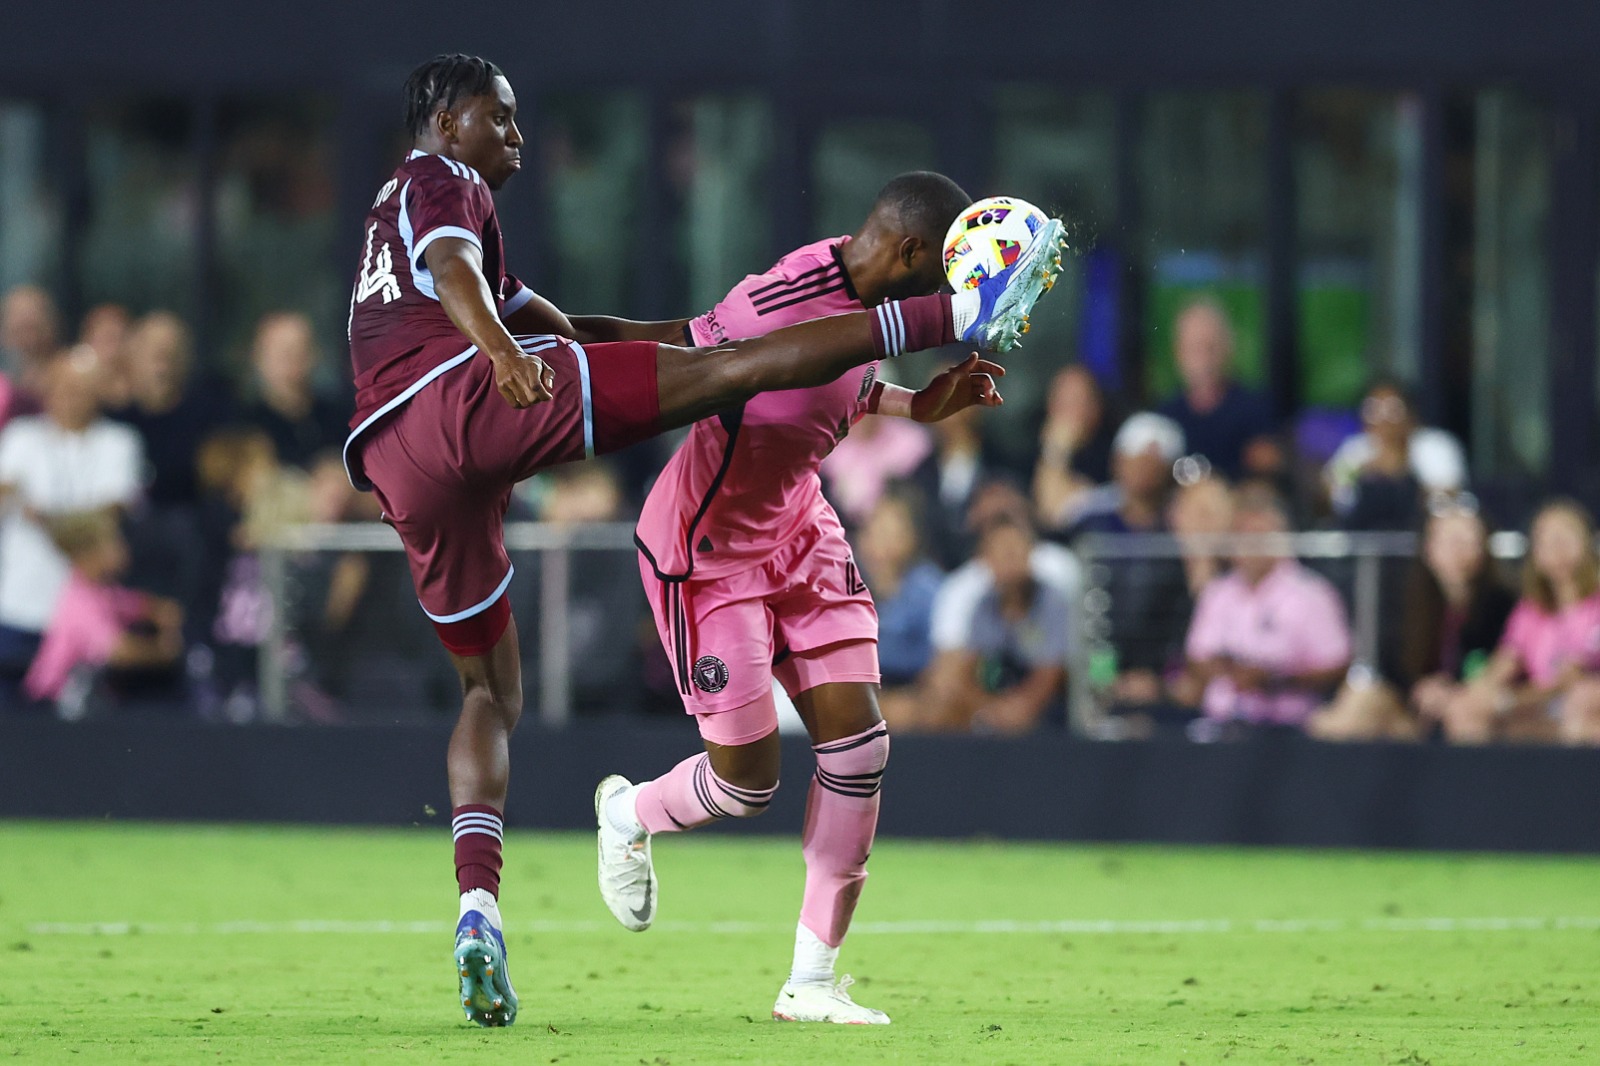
[869,294,954,357]
[451,804,504,897]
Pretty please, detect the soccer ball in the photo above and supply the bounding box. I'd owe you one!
[942,196,1051,291]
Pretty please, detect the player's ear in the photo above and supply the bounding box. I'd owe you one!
[898,235,924,270]
[435,105,458,144]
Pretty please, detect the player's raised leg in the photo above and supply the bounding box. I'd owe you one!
[651,220,1065,431]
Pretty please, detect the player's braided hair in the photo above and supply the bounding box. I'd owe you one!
[874,172,972,246]
[404,54,505,138]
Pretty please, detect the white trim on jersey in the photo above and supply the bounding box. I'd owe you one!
[395,180,484,303]
[570,339,595,458]
[424,566,516,624]
[406,149,483,185]
[500,284,535,319]
[341,345,478,489]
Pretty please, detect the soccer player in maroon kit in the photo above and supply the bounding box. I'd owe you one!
[345,54,1063,1027]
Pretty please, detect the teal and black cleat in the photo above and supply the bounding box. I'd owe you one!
[962,216,1068,354]
[454,911,518,1027]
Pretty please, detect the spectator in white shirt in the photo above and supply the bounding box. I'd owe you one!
[0,348,143,695]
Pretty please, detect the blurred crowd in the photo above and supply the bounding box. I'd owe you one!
[3,280,1597,747]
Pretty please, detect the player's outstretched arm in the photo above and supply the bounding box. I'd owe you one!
[426,237,554,409]
[870,352,1005,423]
[500,291,688,346]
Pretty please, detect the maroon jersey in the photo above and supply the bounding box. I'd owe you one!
[344,150,531,485]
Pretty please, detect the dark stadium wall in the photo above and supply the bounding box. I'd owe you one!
[3,718,1598,853]
[6,0,1600,92]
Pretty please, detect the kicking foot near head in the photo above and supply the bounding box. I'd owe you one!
[956,217,1068,354]
[594,774,657,932]
[772,975,890,1025]
[454,892,518,1027]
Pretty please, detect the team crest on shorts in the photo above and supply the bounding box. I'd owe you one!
[693,655,729,694]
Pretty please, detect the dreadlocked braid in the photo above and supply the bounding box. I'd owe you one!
[403,54,504,138]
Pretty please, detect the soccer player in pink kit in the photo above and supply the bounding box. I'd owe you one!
[349,56,1064,1030]
[597,173,1010,1024]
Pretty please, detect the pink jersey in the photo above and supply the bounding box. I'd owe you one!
[344,150,531,487]
[1498,592,1600,686]
[637,237,874,581]
[24,572,149,702]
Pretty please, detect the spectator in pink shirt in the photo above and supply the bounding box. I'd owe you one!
[23,509,183,712]
[1183,483,1352,731]
[1429,500,1600,745]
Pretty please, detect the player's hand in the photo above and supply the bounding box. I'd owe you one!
[910,352,1005,423]
[490,348,556,409]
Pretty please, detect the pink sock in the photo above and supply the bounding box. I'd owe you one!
[800,723,890,947]
[634,752,776,834]
[869,295,954,357]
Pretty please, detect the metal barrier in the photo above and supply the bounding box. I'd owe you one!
[258,521,639,726]
[1072,529,1530,730]
[260,523,1534,732]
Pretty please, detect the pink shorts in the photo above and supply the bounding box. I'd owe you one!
[353,338,661,626]
[641,519,881,726]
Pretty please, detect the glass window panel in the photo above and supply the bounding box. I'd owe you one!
[665,95,773,316]
[213,95,341,374]
[1293,89,1425,408]
[80,98,198,319]
[987,88,1117,459]
[539,93,648,316]
[1138,92,1270,404]
[811,119,935,239]
[1472,90,1550,476]
[0,102,63,294]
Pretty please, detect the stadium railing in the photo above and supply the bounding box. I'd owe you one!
[260,524,1531,733]
[259,521,639,726]
[1070,529,1529,732]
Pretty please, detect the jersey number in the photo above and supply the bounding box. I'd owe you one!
[356,222,401,305]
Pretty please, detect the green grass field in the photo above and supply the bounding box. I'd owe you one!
[1,823,1597,1064]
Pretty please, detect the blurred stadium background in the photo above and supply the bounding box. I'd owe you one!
[0,0,1598,846]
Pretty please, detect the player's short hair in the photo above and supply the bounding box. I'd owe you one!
[404,54,505,138]
[872,172,973,245]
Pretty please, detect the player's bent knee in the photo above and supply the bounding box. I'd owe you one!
[812,723,890,799]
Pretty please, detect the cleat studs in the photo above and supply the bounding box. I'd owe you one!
[484,954,492,964]
[493,998,503,1008]
[485,966,494,976]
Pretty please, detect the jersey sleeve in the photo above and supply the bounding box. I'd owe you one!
[402,167,493,276]
[498,272,534,319]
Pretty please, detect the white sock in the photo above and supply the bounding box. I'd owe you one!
[604,784,647,841]
[788,921,839,987]
[460,887,502,931]
[951,289,981,338]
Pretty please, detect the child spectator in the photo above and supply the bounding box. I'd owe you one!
[1430,499,1600,745]
[1310,498,1515,741]
[23,510,182,712]
[1182,482,1352,732]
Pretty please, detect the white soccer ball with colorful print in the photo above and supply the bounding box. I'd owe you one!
[942,196,1052,291]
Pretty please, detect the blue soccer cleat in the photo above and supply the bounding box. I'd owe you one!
[454,910,518,1027]
[960,217,1068,353]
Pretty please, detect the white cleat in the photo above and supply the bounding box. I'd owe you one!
[772,976,890,1025]
[594,774,657,932]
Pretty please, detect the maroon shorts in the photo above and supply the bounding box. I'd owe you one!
[351,338,660,625]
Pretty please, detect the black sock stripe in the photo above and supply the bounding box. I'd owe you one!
[815,778,881,798]
[816,768,885,783]
[693,761,732,819]
[813,726,889,755]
